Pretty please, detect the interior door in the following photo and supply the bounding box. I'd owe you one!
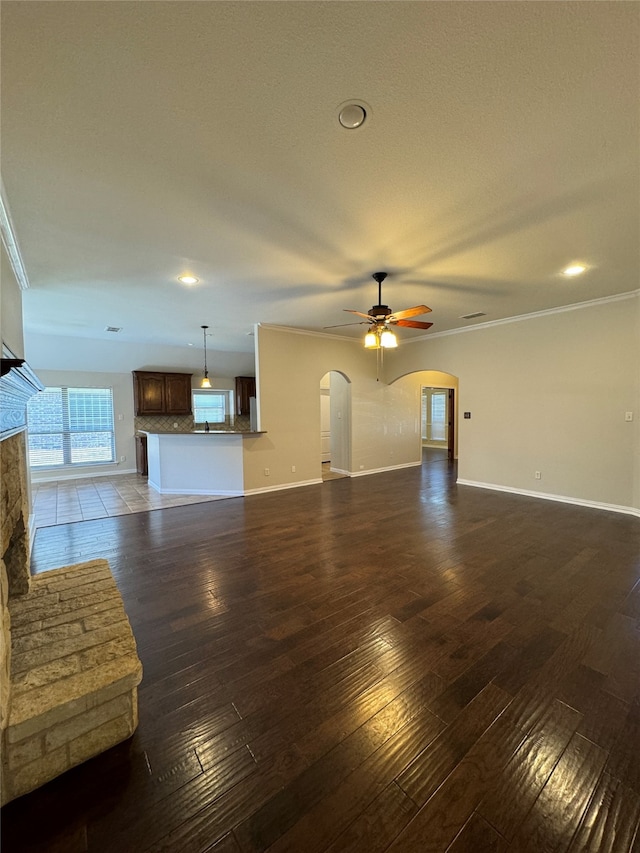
[447,388,455,461]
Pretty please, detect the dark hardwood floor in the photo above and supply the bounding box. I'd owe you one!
[2,458,640,852]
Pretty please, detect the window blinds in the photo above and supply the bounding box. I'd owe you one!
[27,387,116,468]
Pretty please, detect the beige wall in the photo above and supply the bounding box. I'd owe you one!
[244,326,422,492]
[1,245,24,358]
[634,293,640,510]
[387,293,640,513]
[250,297,640,514]
[388,370,460,458]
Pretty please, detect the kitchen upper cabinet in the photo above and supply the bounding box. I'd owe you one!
[235,376,256,417]
[165,373,192,414]
[133,371,192,416]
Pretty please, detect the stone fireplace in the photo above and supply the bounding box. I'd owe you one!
[0,360,142,804]
[1,361,43,744]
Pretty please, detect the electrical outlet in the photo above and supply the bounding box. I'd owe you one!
[535,471,541,479]
[625,411,633,422]
[264,468,270,476]
[173,422,178,428]
[291,465,296,473]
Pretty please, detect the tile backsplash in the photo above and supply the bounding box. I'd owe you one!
[134,414,252,432]
[134,415,194,432]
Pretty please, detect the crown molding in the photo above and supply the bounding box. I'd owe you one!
[261,290,639,349]
[0,180,30,291]
[257,323,361,344]
[401,289,640,345]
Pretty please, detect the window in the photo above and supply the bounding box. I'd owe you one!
[192,390,231,424]
[421,388,448,443]
[27,387,116,468]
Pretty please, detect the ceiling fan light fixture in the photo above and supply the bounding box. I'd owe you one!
[364,329,379,349]
[380,328,398,348]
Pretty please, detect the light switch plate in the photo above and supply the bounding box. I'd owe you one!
[625,412,633,422]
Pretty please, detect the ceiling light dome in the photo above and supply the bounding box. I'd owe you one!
[338,101,369,129]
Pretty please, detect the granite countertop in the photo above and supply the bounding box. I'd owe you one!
[136,429,265,436]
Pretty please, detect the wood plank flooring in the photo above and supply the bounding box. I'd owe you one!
[2,458,640,852]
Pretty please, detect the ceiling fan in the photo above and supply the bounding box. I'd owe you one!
[325,272,433,347]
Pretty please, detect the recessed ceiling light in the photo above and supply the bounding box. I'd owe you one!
[561,264,587,277]
[178,275,199,285]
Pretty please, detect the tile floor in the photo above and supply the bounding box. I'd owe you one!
[30,474,231,529]
[31,466,350,529]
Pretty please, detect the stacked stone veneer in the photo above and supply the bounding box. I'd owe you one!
[1,559,142,804]
[1,432,30,765]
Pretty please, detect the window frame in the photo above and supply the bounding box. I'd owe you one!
[192,388,233,426]
[27,385,116,470]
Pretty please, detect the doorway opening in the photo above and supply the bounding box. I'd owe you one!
[320,371,350,481]
[421,385,456,465]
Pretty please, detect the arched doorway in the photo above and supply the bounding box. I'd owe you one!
[388,368,458,466]
[418,370,458,464]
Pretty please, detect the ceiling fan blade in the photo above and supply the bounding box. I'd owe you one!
[392,319,434,329]
[388,304,432,321]
[344,309,375,320]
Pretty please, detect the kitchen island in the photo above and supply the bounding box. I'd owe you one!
[140,430,265,496]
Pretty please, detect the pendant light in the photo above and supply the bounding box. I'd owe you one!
[200,325,212,388]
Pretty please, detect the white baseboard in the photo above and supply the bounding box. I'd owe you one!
[244,478,323,496]
[31,466,138,483]
[147,480,243,496]
[329,468,350,476]
[456,479,640,518]
[350,461,422,478]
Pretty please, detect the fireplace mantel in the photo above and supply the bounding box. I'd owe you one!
[0,358,44,440]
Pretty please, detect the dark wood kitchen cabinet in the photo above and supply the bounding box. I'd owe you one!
[235,376,256,417]
[135,434,148,476]
[132,371,192,416]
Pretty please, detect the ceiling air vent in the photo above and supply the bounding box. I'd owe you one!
[105,326,122,333]
[460,312,486,320]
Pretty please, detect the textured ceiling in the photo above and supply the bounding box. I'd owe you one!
[2,1,638,353]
